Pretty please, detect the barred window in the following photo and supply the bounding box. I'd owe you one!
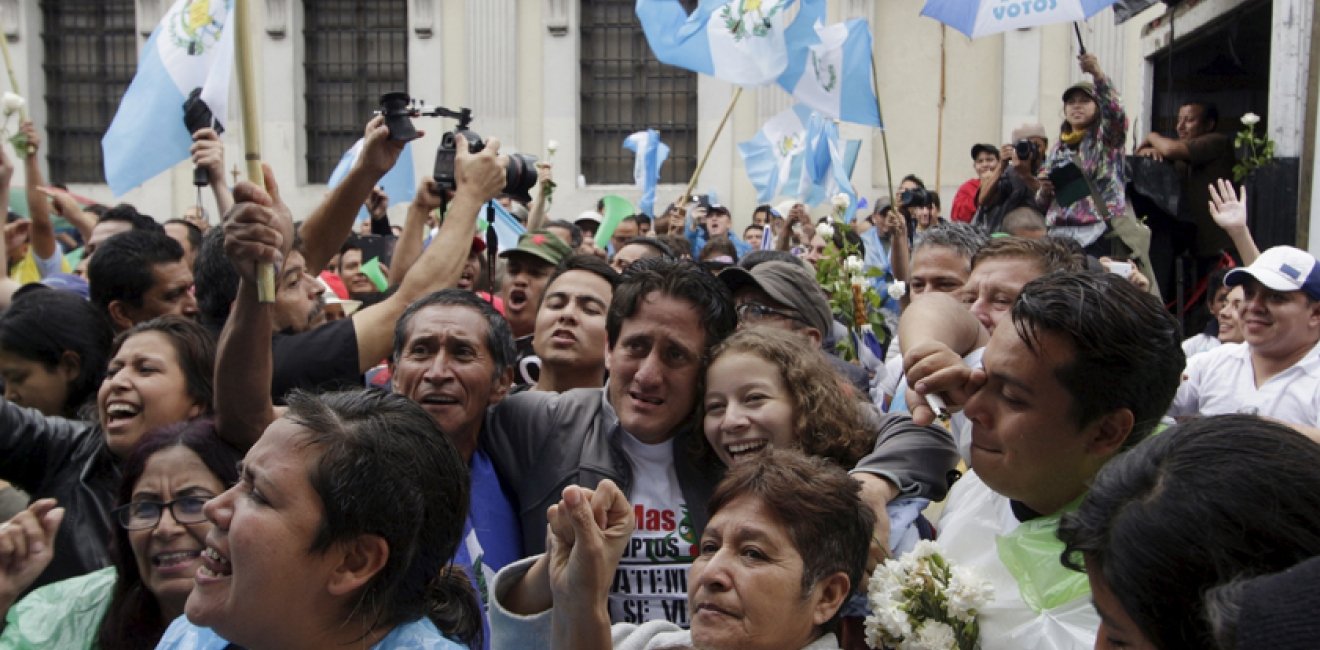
[579,0,697,185]
[39,0,137,183]
[303,0,408,182]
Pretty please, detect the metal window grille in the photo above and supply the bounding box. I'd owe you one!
[579,0,697,185]
[303,0,408,183]
[39,0,137,183]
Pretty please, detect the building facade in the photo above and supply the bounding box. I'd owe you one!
[2,0,1316,250]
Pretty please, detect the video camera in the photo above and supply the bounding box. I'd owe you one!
[378,92,538,202]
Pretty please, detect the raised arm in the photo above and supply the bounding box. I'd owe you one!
[346,134,504,371]
[0,499,63,617]
[213,165,294,450]
[526,162,553,232]
[898,292,990,426]
[190,128,234,216]
[1208,179,1259,265]
[386,179,440,288]
[301,116,414,274]
[19,122,55,262]
[47,190,95,242]
[0,145,20,306]
[886,208,910,282]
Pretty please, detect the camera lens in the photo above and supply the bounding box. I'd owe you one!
[504,154,539,203]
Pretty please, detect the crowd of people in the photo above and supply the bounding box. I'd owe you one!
[0,52,1312,650]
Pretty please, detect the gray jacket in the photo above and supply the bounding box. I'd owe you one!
[483,387,722,556]
[484,388,958,556]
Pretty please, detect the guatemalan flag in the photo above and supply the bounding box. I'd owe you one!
[636,0,826,86]
[738,104,812,204]
[777,19,882,127]
[622,130,669,217]
[796,114,861,220]
[103,0,234,196]
[326,139,417,222]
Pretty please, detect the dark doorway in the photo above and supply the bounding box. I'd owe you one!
[1149,1,1272,139]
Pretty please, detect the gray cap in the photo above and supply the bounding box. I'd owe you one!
[719,261,832,336]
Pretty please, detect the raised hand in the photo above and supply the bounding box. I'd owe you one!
[1208,178,1248,233]
[453,134,506,204]
[223,164,293,284]
[546,480,635,607]
[190,128,226,185]
[0,499,63,612]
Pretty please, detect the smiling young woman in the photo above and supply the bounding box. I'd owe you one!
[0,315,214,594]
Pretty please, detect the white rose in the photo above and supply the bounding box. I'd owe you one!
[910,620,957,650]
[910,539,941,559]
[546,139,559,155]
[845,255,864,274]
[888,280,907,301]
[946,564,995,622]
[816,222,835,239]
[851,274,867,287]
[831,193,850,209]
[2,92,24,116]
[1241,113,1260,126]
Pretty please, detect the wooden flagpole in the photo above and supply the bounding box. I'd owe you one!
[677,86,743,208]
[234,0,275,302]
[870,51,897,214]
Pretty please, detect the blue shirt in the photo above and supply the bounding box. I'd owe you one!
[156,615,465,649]
[456,448,523,650]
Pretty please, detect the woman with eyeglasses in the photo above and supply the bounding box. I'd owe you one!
[0,419,240,650]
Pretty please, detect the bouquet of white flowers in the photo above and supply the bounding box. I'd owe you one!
[865,540,993,650]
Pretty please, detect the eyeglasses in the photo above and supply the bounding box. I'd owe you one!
[736,302,808,326]
[113,496,212,530]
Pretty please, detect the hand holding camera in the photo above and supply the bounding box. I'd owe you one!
[359,114,414,180]
[453,133,507,205]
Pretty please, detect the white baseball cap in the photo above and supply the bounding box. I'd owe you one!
[1225,246,1320,300]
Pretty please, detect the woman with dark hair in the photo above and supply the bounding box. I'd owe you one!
[1057,414,1320,649]
[0,287,113,418]
[0,420,241,649]
[0,315,214,593]
[1039,53,1127,255]
[159,390,480,649]
[491,449,874,650]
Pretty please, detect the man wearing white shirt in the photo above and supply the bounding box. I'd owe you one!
[1170,246,1320,433]
[875,272,1184,649]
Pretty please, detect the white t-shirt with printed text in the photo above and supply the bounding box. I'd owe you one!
[610,432,698,628]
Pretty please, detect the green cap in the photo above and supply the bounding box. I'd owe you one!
[500,229,573,266]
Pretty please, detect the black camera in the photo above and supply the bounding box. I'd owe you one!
[1014,139,1038,161]
[376,92,541,203]
[900,187,931,208]
[379,91,418,141]
[434,120,538,204]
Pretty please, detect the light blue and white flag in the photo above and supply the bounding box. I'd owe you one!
[795,113,861,221]
[103,0,235,196]
[479,200,527,257]
[326,139,417,223]
[738,104,813,204]
[622,129,669,217]
[921,0,1118,39]
[777,19,882,127]
[636,0,826,86]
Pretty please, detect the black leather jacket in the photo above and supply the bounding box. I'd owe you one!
[0,399,118,594]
